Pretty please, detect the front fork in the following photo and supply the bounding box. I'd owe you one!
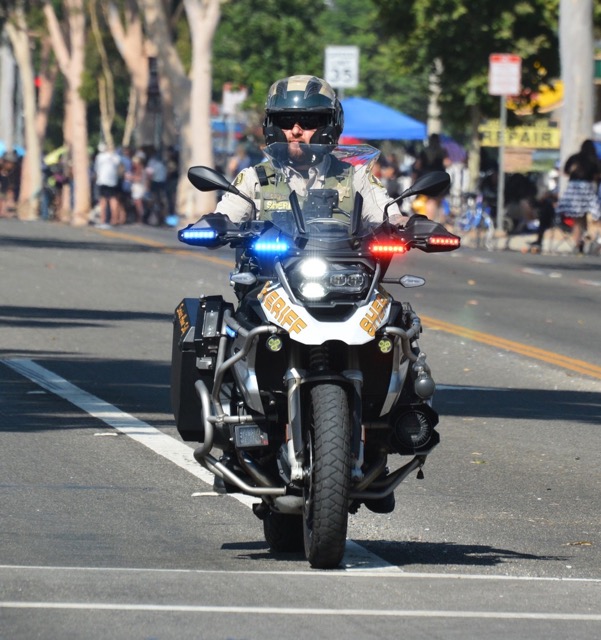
[284,345,365,484]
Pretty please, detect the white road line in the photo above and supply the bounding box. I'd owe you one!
[521,267,546,276]
[578,279,601,287]
[3,358,215,484]
[2,565,601,583]
[1,602,600,620]
[1,359,396,572]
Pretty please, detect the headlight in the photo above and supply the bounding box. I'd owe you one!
[300,282,327,300]
[299,257,328,278]
[287,258,372,302]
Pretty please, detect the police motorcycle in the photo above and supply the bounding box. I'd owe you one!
[171,143,460,569]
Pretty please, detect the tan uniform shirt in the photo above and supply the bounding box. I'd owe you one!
[215,156,404,225]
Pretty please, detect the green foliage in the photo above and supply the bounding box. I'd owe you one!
[80,5,130,149]
[213,0,326,110]
[212,0,429,121]
[319,0,429,119]
[372,0,560,135]
[174,14,192,74]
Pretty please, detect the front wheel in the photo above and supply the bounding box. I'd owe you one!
[303,384,351,569]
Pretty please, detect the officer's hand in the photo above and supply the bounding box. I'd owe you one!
[197,212,238,232]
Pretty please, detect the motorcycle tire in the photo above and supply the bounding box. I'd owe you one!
[303,383,351,569]
[263,512,304,553]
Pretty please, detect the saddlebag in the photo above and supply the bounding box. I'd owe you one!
[170,296,233,442]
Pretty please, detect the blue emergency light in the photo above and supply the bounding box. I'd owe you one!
[178,228,218,245]
[252,240,290,254]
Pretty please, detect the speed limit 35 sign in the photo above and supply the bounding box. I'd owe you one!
[325,46,359,89]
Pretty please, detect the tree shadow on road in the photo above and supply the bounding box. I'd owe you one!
[434,386,601,426]
[352,539,567,568]
[221,538,566,569]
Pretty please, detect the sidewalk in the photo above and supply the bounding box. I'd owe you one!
[459,225,598,255]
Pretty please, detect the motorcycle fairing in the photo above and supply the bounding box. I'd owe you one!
[257,280,392,345]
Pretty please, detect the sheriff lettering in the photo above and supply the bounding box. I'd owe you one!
[360,293,389,336]
[262,290,307,334]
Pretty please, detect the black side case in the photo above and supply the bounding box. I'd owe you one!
[170,296,232,442]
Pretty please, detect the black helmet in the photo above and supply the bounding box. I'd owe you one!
[262,75,344,145]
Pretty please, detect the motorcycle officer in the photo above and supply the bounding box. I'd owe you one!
[212,75,407,226]
[204,76,405,503]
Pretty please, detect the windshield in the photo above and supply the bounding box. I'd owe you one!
[261,143,381,242]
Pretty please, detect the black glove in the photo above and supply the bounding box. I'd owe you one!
[191,212,238,233]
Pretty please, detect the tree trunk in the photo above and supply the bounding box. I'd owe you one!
[427,58,443,135]
[0,33,16,152]
[183,0,221,220]
[105,0,154,147]
[5,4,42,220]
[44,0,91,226]
[34,38,58,145]
[140,0,194,218]
[559,0,594,189]
[90,0,115,148]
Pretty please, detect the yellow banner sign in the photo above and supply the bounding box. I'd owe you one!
[479,122,560,149]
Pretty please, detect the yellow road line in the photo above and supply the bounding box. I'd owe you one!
[422,315,601,380]
[95,228,233,266]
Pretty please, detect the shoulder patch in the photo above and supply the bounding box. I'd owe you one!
[233,171,245,187]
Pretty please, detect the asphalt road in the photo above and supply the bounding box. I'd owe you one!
[1,218,600,639]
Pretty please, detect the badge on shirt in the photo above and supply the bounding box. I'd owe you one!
[368,172,383,187]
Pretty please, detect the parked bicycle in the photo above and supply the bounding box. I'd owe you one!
[453,192,496,251]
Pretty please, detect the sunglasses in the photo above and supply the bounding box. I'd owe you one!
[271,113,330,131]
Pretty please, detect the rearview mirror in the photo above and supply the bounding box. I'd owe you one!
[187,166,232,192]
[384,170,451,220]
[405,170,451,198]
[187,165,258,219]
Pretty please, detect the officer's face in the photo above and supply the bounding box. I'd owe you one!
[282,122,316,160]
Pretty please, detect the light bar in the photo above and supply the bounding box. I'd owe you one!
[427,236,460,247]
[252,240,289,254]
[369,242,407,254]
[179,229,217,241]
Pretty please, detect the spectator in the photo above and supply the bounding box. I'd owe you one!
[381,152,402,199]
[413,133,451,178]
[504,173,538,237]
[145,149,168,226]
[128,151,147,224]
[412,134,450,221]
[556,139,601,253]
[119,147,133,223]
[527,190,557,253]
[94,142,122,228]
[226,143,252,180]
[165,147,179,219]
[0,151,20,218]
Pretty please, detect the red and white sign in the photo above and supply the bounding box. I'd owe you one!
[488,54,522,96]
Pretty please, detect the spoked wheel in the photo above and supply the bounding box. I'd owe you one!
[303,384,351,569]
[263,511,304,553]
